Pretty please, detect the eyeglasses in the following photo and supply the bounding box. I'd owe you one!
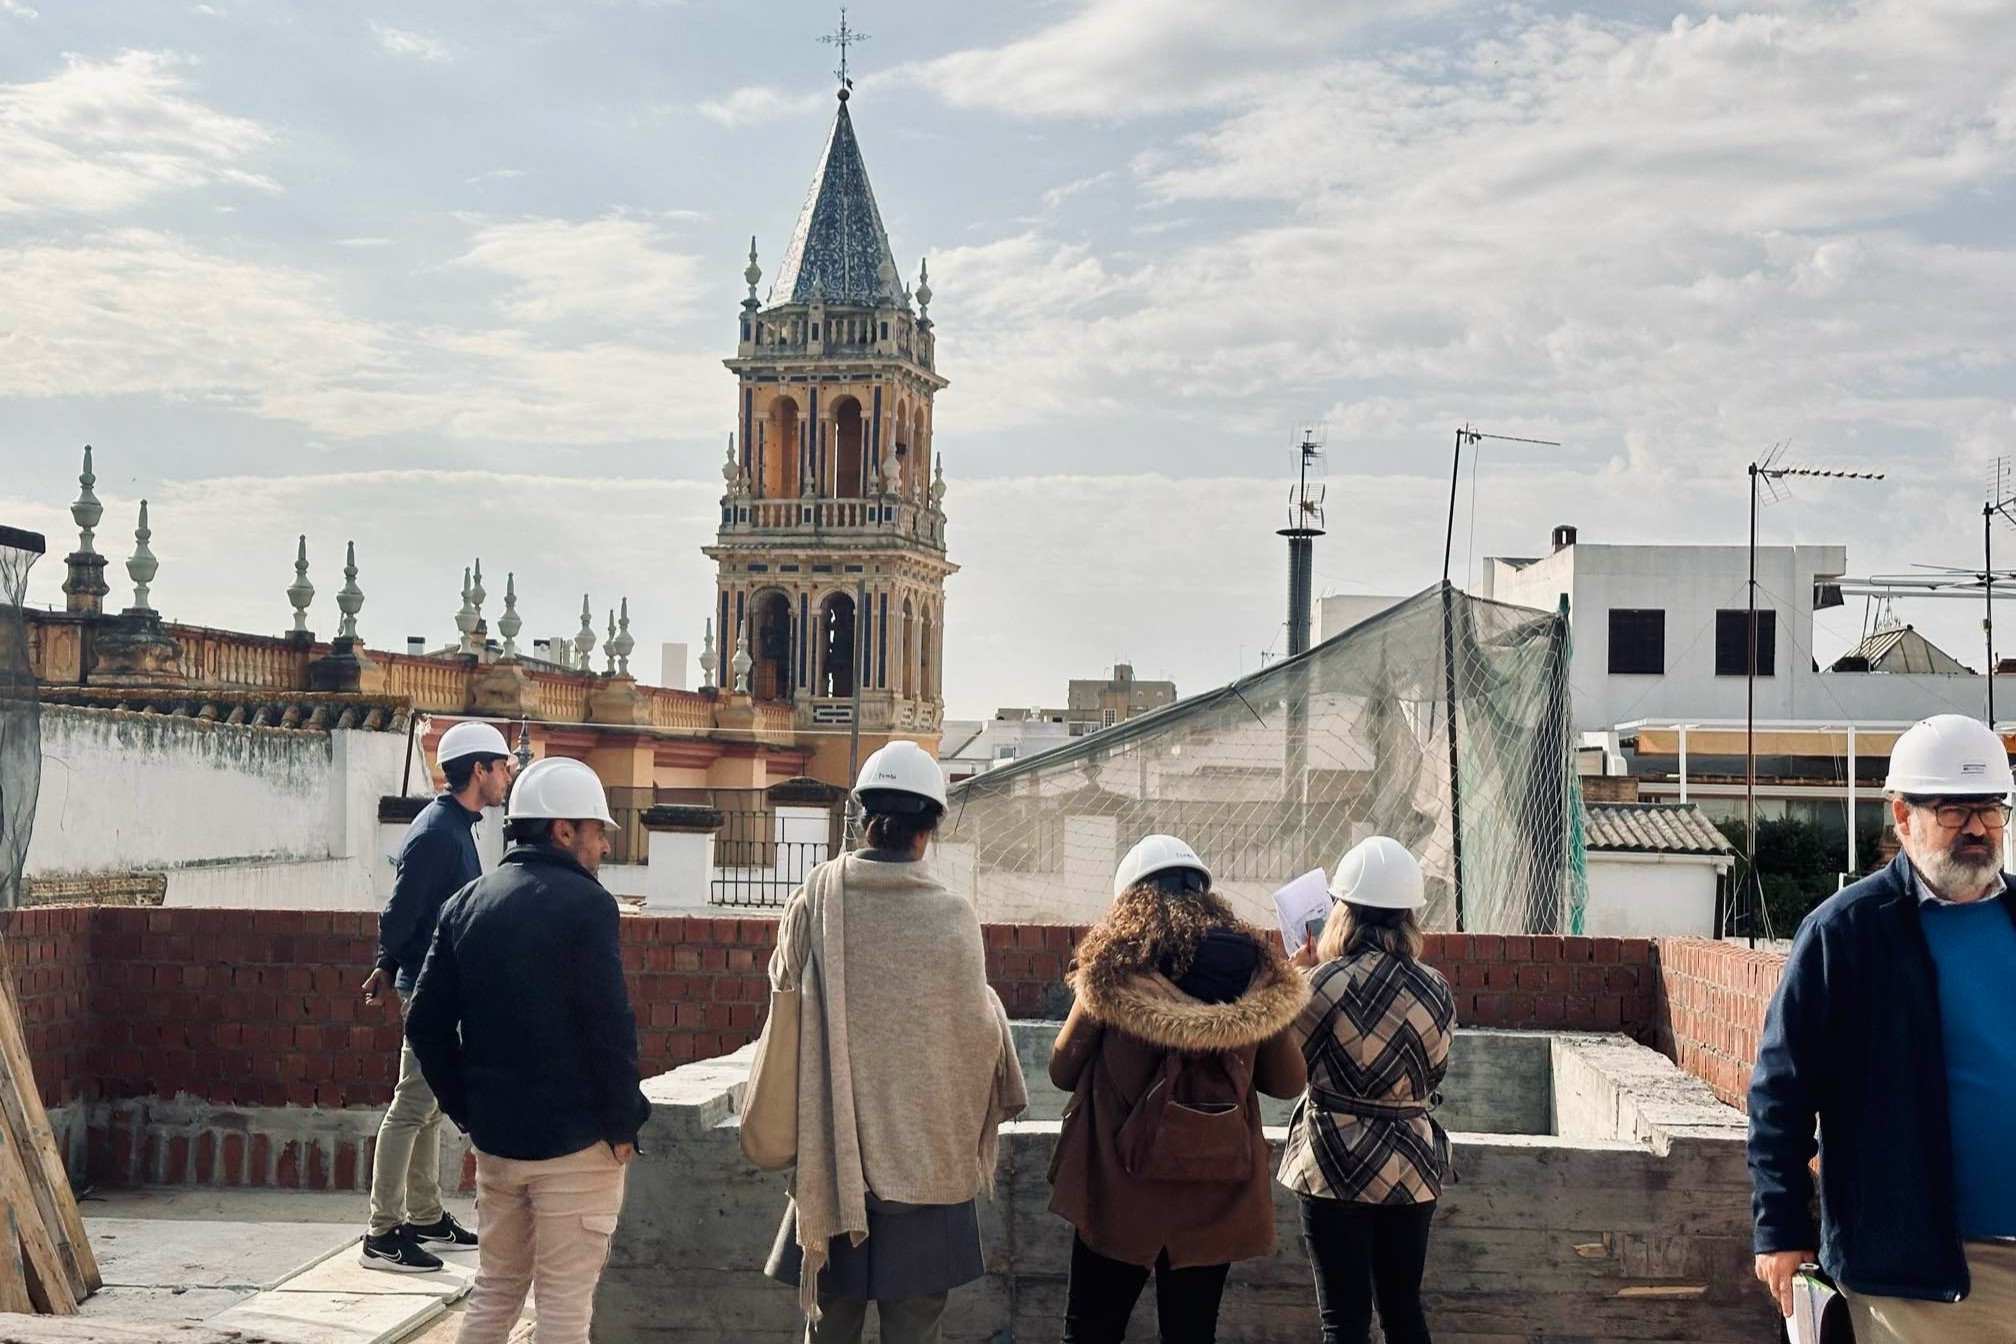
[1921,801,2013,829]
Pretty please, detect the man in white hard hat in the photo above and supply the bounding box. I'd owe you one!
[360,719,514,1271]
[407,756,649,1344]
[1750,713,2016,1341]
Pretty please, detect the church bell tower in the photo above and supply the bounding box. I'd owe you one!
[704,82,953,779]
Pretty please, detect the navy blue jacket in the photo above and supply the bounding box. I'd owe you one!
[377,794,483,993]
[1747,853,2016,1302]
[405,844,650,1161]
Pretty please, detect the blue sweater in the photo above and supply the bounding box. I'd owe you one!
[376,794,483,992]
[1918,891,2016,1238]
[1747,854,2016,1303]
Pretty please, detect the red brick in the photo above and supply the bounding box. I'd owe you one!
[1531,937,1563,962]
[249,1133,270,1188]
[276,1141,301,1189]
[984,925,1015,949]
[307,1142,329,1191]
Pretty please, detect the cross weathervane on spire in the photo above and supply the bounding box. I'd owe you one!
[819,6,870,93]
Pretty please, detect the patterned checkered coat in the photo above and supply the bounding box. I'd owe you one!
[1276,950,1456,1204]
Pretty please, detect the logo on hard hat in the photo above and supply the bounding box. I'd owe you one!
[1964,762,1987,774]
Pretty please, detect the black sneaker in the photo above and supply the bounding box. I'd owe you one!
[359,1227,444,1273]
[408,1212,478,1249]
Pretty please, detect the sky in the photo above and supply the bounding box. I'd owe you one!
[1,0,2012,721]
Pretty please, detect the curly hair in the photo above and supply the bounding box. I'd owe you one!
[1074,877,1246,1000]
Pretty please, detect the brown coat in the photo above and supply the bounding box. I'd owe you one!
[1047,935,1309,1268]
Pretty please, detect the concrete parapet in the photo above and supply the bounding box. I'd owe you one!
[598,1025,1777,1343]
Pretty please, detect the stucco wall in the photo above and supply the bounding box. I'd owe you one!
[26,706,409,890]
[1583,853,1722,938]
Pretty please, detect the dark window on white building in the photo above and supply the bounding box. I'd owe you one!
[1607,609,1666,675]
[1715,610,1776,677]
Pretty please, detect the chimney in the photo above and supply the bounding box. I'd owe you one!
[1552,524,1578,553]
[407,636,425,656]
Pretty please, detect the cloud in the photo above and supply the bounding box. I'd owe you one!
[697,85,829,128]
[908,0,1463,118]
[0,226,727,444]
[464,168,527,185]
[334,236,393,248]
[370,22,457,63]
[1,0,38,19]
[0,51,275,214]
[191,4,226,15]
[448,213,709,326]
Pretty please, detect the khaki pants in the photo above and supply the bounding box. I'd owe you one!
[456,1142,629,1344]
[1845,1240,2016,1344]
[367,999,444,1237]
[807,1294,947,1344]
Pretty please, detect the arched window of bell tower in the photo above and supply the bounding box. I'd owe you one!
[919,604,937,701]
[817,591,857,697]
[831,396,865,499]
[763,397,800,498]
[750,589,794,700]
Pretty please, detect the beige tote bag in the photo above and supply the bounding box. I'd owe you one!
[738,980,799,1170]
[741,868,826,1170]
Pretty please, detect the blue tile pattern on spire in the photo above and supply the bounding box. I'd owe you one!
[770,98,902,308]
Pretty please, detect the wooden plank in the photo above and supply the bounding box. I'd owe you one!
[0,1198,33,1314]
[0,1111,74,1315]
[0,952,99,1295]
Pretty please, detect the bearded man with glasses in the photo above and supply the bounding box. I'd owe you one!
[1749,714,2016,1343]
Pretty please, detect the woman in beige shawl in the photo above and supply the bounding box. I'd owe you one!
[763,741,1027,1344]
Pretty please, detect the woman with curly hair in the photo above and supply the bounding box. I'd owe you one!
[1282,836,1455,1344]
[1048,834,1309,1343]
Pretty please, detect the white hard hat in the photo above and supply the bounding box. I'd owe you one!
[854,740,948,812]
[505,757,614,825]
[436,720,511,765]
[1884,714,2014,796]
[1330,836,1426,910]
[1113,834,1212,898]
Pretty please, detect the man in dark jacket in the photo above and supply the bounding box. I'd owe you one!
[359,719,514,1272]
[407,755,650,1344]
[1749,714,2016,1342]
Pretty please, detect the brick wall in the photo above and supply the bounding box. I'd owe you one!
[1646,936,1788,1110]
[0,906,1692,1190]
[3,906,94,1108]
[1424,933,1655,1032]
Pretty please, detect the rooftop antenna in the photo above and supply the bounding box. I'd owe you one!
[1985,456,2016,725]
[819,6,870,95]
[1439,422,1561,932]
[1738,443,1885,946]
[1279,426,1326,659]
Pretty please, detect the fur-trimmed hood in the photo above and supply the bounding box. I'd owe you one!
[1074,927,1309,1053]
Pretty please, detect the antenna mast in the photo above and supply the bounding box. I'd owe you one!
[1278,427,1327,658]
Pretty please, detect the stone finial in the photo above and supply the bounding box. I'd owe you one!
[809,274,824,306]
[698,617,718,690]
[470,559,487,636]
[731,621,753,695]
[454,567,478,655]
[287,535,314,634]
[336,541,364,640]
[744,237,762,309]
[932,454,947,508]
[574,594,598,669]
[723,433,741,493]
[513,719,533,769]
[916,258,932,323]
[72,445,103,553]
[613,597,636,677]
[605,609,618,675]
[499,572,522,659]
[126,500,158,613]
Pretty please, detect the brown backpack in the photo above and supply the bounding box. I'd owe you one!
[1114,1048,1255,1183]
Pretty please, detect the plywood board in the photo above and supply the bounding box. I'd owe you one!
[75,1286,252,1325]
[276,1250,473,1301]
[83,1219,352,1292]
[208,1290,445,1344]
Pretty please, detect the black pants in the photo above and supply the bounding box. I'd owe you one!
[1298,1195,1437,1344]
[1061,1234,1232,1344]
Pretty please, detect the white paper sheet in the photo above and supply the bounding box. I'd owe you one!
[1272,869,1333,952]
[1787,1268,1839,1344]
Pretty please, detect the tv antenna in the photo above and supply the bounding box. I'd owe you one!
[1279,426,1327,658]
[1984,456,2016,724]
[1736,442,1885,945]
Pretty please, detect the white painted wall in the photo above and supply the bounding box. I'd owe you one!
[1582,852,1724,938]
[28,706,415,903]
[1313,594,1406,645]
[1478,540,1992,730]
[939,716,1075,781]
